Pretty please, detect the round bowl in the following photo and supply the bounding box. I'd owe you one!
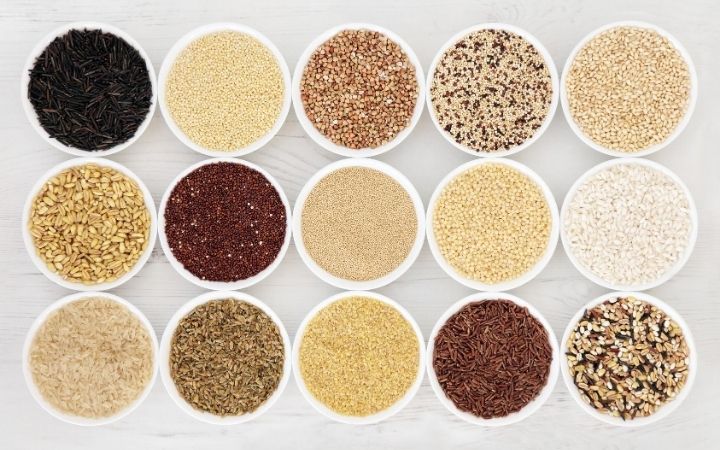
[158,157,292,290]
[21,22,157,157]
[158,23,291,157]
[560,21,698,158]
[22,291,159,426]
[292,290,425,424]
[560,158,698,291]
[292,158,425,290]
[22,158,158,291]
[426,158,559,291]
[159,291,292,425]
[292,23,425,158]
[426,23,559,158]
[426,292,559,426]
[560,291,697,427]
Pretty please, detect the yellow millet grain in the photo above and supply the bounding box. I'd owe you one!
[566,26,691,152]
[28,163,151,285]
[300,167,417,281]
[165,31,285,151]
[299,296,420,417]
[433,163,551,284]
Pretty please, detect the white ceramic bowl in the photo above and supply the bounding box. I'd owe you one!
[426,292,559,426]
[426,23,559,158]
[159,291,292,425]
[158,158,292,290]
[292,290,425,424]
[560,158,698,291]
[292,23,425,158]
[21,22,157,157]
[292,158,425,290]
[427,158,559,291]
[22,158,158,291]
[560,291,697,427]
[22,292,159,426]
[158,23,291,157]
[560,21,698,158]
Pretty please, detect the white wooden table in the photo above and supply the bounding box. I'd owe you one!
[1,0,718,448]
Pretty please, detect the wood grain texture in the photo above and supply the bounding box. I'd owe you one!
[1,0,718,448]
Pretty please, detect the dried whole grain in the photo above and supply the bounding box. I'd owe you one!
[432,163,551,284]
[433,300,552,418]
[170,299,285,416]
[431,29,553,153]
[164,162,287,282]
[566,26,691,152]
[29,297,154,418]
[300,166,417,281]
[563,162,692,287]
[300,29,419,149]
[165,31,285,151]
[566,295,690,420]
[299,296,420,416]
[28,163,151,284]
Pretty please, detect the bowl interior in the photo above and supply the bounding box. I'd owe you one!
[291,158,426,290]
[22,291,159,426]
[292,290,426,424]
[426,158,559,291]
[559,291,697,427]
[22,157,158,291]
[21,21,157,157]
[425,23,559,158]
[291,23,426,158]
[157,22,291,157]
[425,292,559,426]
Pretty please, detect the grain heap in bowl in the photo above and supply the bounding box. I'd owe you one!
[300,166,417,282]
[169,299,285,416]
[27,28,153,152]
[566,295,691,421]
[430,28,553,153]
[28,163,151,285]
[432,163,551,285]
[563,161,693,288]
[165,30,285,151]
[432,299,553,419]
[298,296,420,417]
[300,29,419,150]
[565,25,692,153]
[28,297,154,419]
[163,161,287,283]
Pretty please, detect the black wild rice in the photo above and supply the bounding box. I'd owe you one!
[433,299,552,419]
[27,28,153,151]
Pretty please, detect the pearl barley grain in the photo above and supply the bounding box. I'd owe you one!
[165,31,285,151]
[433,163,551,284]
[566,26,691,152]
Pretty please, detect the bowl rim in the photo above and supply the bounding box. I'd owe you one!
[560,20,698,157]
[426,157,559,291]
[425,22,559,158]
[291,22,426,158]
[292,290,426,424]
[559,157,699,291]
[22,157,158,291]
[426,292,560,426]
[559,291,697,427]
[20,21,157,157]
[22,291,159,426]
[158,291,293,425]
[157,22,292,157]
[157,157,292,290]
[292,158,426,290]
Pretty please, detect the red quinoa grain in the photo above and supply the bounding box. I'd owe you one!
[164,162,287,282]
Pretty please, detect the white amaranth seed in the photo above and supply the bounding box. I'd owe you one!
[563,163,692,287]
